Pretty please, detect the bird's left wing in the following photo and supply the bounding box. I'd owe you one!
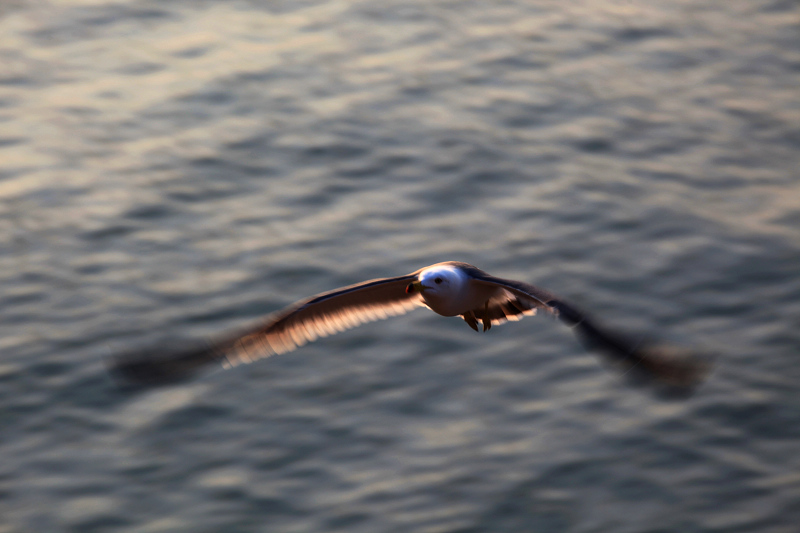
[462,265,713,389]
[112,272,425,385]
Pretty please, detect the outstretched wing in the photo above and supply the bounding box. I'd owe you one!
[461,265,713,389]
[112,272,425,385]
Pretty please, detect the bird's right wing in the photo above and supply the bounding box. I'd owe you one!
[112,272,425,385]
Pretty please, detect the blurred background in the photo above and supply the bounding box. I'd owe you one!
[1,0,798,531]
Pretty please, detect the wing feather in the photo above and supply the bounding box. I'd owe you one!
[472,283,554,327]
[225,275,424,366]
[112,273,424,384]
[452,262,712,388]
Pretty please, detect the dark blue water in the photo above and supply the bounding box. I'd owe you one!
[1,1,799,531]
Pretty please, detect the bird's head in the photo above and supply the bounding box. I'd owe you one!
[405,264,465,300]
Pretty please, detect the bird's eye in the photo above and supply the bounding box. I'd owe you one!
[434,277,443,284]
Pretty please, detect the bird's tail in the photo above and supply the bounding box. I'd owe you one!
[549,300,714,389]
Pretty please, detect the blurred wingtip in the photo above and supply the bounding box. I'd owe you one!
[107,341,220,389]
[604,342,716,395]
[568,315,715,395]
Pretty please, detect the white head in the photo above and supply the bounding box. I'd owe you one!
[405,264,469,316]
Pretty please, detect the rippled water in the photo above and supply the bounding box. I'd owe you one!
[1,1,799,531]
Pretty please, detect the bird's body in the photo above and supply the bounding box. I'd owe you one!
[414,263,513,319]
[414,263,478,316]
[112,261,712,389]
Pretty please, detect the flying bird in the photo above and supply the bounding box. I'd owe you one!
[112,261,713,388]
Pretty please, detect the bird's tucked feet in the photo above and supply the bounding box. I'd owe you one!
[481,300,492,332]
[462,310,479,332]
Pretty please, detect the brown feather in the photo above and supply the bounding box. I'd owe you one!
[220,276,424,368]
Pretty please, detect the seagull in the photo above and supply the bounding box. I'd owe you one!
[112,261,712,388]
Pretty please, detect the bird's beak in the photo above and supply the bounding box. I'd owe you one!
[405,281,424,294]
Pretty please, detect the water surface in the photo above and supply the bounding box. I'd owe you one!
[1,1,799,531]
